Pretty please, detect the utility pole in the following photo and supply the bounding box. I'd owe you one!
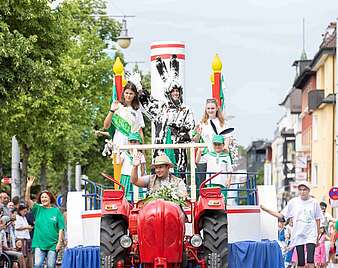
[11,136,20,198]
[67,161,72,192]
[75,163,81,191]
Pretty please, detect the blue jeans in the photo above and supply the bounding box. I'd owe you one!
[34,248,57,268]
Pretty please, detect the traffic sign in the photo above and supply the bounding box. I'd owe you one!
[56,194,63,207]
[329,187,338,200]
[330,199,338,208]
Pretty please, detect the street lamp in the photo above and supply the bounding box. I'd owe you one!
[91,14,135,49]
[117,17,133,49]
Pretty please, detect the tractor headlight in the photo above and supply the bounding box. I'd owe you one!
[190,234,203,248]
[119,235,132,248]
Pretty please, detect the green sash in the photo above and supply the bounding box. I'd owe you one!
[112,113,131,137]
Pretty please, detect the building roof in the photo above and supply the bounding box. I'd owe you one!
[282,22,336,102]
[319,22,336,49]
[279,87,294,106]
[293,67,315,89]
[311,22,336,70]
[246,140,271,153]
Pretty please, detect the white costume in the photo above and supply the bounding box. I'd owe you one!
[138,56,195,179]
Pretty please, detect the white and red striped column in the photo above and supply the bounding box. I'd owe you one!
[150,41,185,102]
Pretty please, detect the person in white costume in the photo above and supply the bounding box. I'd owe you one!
[261,181,323,268]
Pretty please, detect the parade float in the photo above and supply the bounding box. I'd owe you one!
[62,42,284,268]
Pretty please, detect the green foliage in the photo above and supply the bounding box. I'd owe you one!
[256,167,264,185]
[140,72,152,168]
[0,0,122,195]
[237,145,247,158]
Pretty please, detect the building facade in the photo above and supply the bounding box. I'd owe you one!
[310,23,336,203]
[272,22,336,208]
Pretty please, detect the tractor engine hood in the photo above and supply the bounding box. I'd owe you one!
[138,199,186,264]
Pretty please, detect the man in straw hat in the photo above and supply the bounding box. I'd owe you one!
[130,153,187,199]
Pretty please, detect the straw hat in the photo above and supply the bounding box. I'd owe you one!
[151,154,174,168]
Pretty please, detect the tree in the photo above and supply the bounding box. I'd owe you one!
[256,167,264,185]
[0,0,74,195]
[0,0,122,197]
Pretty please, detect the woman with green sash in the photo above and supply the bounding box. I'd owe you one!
[103,81,145,146]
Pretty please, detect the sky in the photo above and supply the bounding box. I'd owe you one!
[106,0,338,146]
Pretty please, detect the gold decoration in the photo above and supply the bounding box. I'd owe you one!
[212,54,222,73]
[113,57,124,75]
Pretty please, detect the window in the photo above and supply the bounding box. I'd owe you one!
[311,164,318,186]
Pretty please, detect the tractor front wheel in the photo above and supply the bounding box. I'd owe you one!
[202,212,228,268]
[100,215,128,268]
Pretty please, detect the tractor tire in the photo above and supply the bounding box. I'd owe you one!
[100,215,128,268]
[202,212,228,268]
[207,253,221,268]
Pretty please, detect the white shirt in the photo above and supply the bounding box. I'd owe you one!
[120,151,146,176]
[15,215,30,240]
[199,151,232,186]
[112,106,145,146]
[200,119,224,152]
[281,197,323,247]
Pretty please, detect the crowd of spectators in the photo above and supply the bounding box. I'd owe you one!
[0,177,66,268]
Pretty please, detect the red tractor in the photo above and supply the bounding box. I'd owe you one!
[100,173,228,268]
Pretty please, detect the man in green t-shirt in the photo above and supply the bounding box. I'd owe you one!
[25,176,65,268]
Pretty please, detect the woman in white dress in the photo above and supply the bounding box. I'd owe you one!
[193,98,233,152]
[103,81,145,146]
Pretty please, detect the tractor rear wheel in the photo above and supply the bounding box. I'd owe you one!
[202,211,228,268]
[100,215,128,268]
